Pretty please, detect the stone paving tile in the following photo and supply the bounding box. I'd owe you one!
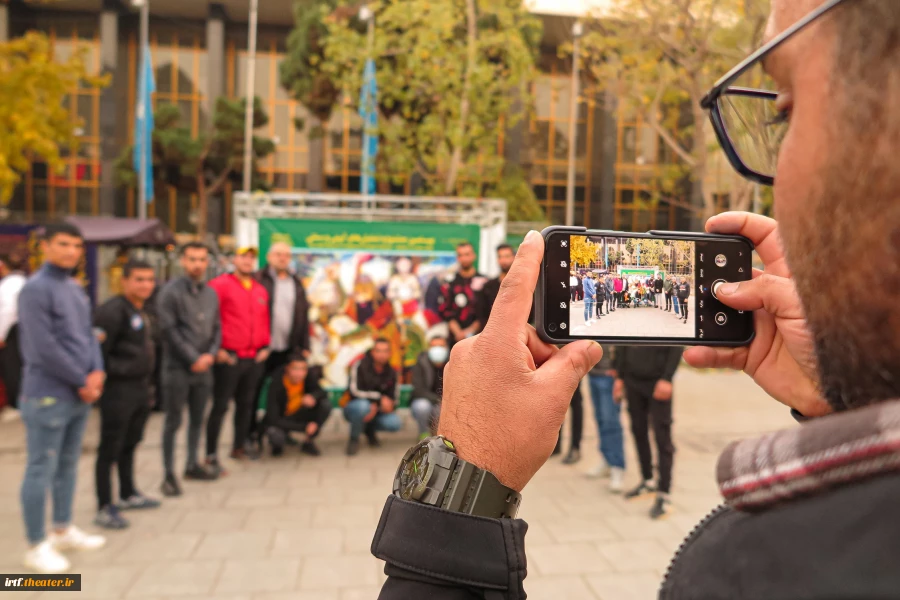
[194,531,275,560]
[298,554,381,590]
[214,558,302,595]
[271,528,344,557]
[586,571,663,600]
[114,532,203,563]
[244,507,314,532]
[253,593,338,600]
[525,575,598,600]
[596,539,676,573]
[528,542,615,576]
[177,508,251,533]
[125,560,222,597]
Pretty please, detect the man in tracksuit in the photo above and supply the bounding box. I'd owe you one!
[18,223,106,573]
[93,259,161,530]
[614,345,683,519]
[157,242,221,496]
[207,247,271,467]
[343,338,401,456]
[676,276,691,323]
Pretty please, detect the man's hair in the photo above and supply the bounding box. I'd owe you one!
[373,337,391,348]
[1,253,25,272]
[43,222,83,242]
[496,243,513,254]
[122,259,154,279]
[456,242,474,251]
[180,241,209,256]
[287,352,308,366]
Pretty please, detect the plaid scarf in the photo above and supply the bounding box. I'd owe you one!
[717,399,900,511]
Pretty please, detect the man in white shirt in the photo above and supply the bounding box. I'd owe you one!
[0,254,27,419]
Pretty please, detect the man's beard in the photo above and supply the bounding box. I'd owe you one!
[782,94,900,411]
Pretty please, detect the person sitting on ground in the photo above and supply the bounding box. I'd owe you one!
[343,338,401,456]
[410,336,449,440]
[263,354,331,457]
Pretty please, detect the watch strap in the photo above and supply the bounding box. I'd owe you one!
[442,460,522,519]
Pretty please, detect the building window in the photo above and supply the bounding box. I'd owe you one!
[525,65,593,226]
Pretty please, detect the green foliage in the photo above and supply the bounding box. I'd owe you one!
[321,0,541,194]
[488,166,546,223]
[280,0,344,124]
[0,31,109,205]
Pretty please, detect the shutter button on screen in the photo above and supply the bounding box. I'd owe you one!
[711,280,727,300]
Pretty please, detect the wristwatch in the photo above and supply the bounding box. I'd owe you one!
[393,436,522,519]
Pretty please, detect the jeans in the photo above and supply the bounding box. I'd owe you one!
[410,398,441,436]
[162,368,211,476]
[588,375,624,469]
[95,380,151,509]
[207,358,264,457]
[343,398,402,440]
[20,395,90,544]
[583,299,595,322]
[626,381,675,493]
[674,296,681,315]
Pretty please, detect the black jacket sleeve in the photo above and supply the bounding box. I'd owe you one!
[305,371,328,402]
[158,285,200,367]
[411,361,439,404]
[660,347,683,382]
[373,496,528,600]
[613,346,626,376]
[292,277,311,354]
[93,299,124,375]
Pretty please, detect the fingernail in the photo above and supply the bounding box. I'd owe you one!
[719,282,739,295]
[523,230,540,244]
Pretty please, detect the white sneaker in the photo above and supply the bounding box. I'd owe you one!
[24,540,71,573]
[1,407,20,423]
[586,463,610,479]
[49,525,106,551]
[609,467,625,493]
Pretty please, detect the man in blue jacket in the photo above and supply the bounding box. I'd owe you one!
[18,223,107,573]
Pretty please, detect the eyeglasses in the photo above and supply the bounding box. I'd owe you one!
[700,0,851,185]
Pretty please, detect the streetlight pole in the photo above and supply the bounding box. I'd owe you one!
[136,0,149,219]
[242,0,259,193]
[565,21,583,227]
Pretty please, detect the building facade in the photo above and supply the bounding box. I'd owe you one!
[2,0,696,234]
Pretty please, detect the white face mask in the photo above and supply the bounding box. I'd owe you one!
[428,345,449,364]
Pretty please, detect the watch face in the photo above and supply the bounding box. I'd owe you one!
[398,445,430,501]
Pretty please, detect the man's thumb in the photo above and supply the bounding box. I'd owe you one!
[715,274,804,319]
[539,341,604,388]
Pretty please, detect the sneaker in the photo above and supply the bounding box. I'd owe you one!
[561,449,581,465]
[94,505,129,530]
[346,438,361,456]
[49,525,106,551]
[585,463,610,479]
[609,468,625,494]
[206,457,227,477]
[270,444,285,457]
[650,494,671,520]
[118,494,161,510]
[160,475,182,497]
[1,406,21,423]
[624,480,656,500]
[365,432,382,448]
[300,441,322,457]
[285,433,300,447]
[184,464,218,481]
[24,540,70,574]
[244,444,261,461]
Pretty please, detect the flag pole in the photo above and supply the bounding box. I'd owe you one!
[137,0,149,220]
[242,0,259,193]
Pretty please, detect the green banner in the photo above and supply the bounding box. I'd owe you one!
[619,267,658,278]
[259,219,480,258]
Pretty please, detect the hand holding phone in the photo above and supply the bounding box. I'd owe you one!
[535,227,755,347]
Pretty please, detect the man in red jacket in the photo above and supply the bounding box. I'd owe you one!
[207,247,271,468]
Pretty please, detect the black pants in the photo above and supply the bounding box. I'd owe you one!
[665,293,672,310]
[595,297,605,317]
[556,385,584,452]
[679,297,689,321]
[625,382,674,494]
[208,358,264,457]
[95,380,151,509]
[162,368,211,476]
[0,324,22,410]
[266,398,332,451]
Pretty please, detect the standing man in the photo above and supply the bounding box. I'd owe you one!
[0,253,27,420]
[481,244,516,327]
[595,275,608,319]
[158,242,221,497]
[582,272,596,327]
[410,336,449,440]
[439,242,487,346]
[568,270,578,303]
[207,247,271,466]
[676,276,691,323]
[586,347,625,492]
[613,275,624,309]
[663,275,675,312]
[263,354,330,457]
[93,260,161,530]
[654,274,664,308]
[343,338,401,456]
[614,346,682,519]
[18,223,106,573]
[256,241,310,371]
[604,273,615,313]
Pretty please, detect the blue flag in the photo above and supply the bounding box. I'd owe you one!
[133,45,155,204]
[359,58,378,196]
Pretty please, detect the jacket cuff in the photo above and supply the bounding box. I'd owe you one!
[790,408,811,423]
[372,495,528,592]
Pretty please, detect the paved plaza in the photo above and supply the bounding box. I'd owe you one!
[570,298,696,339]
[0,368,794,600]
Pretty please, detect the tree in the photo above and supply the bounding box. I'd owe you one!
[576,0,769,227]
[570,236,600,268]
[280,0,344,193]
[115,97,275,237]
[321,0,542,197]
[0,31,108,205]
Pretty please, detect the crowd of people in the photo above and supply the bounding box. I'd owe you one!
[571,271,693,326]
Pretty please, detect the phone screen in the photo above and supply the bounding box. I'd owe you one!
[542,232,753,344]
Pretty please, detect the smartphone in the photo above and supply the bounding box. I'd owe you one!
[535,226,755,346]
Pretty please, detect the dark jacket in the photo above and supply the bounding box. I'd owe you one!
[595,280,608,300]
[654,278,664,293]
[17,264,103,401]
[256,266,310,354]
[613,346,682,385]
[676,282,691,300]
[664,279,675,294]
[411,353,444,404]
[349,351,399,404]
[93,295,154,381]
[156,276,221,371]
[589,345,616,375]
[265,365,327,425]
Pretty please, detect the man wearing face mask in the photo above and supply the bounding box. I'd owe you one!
[410,337,449,440]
